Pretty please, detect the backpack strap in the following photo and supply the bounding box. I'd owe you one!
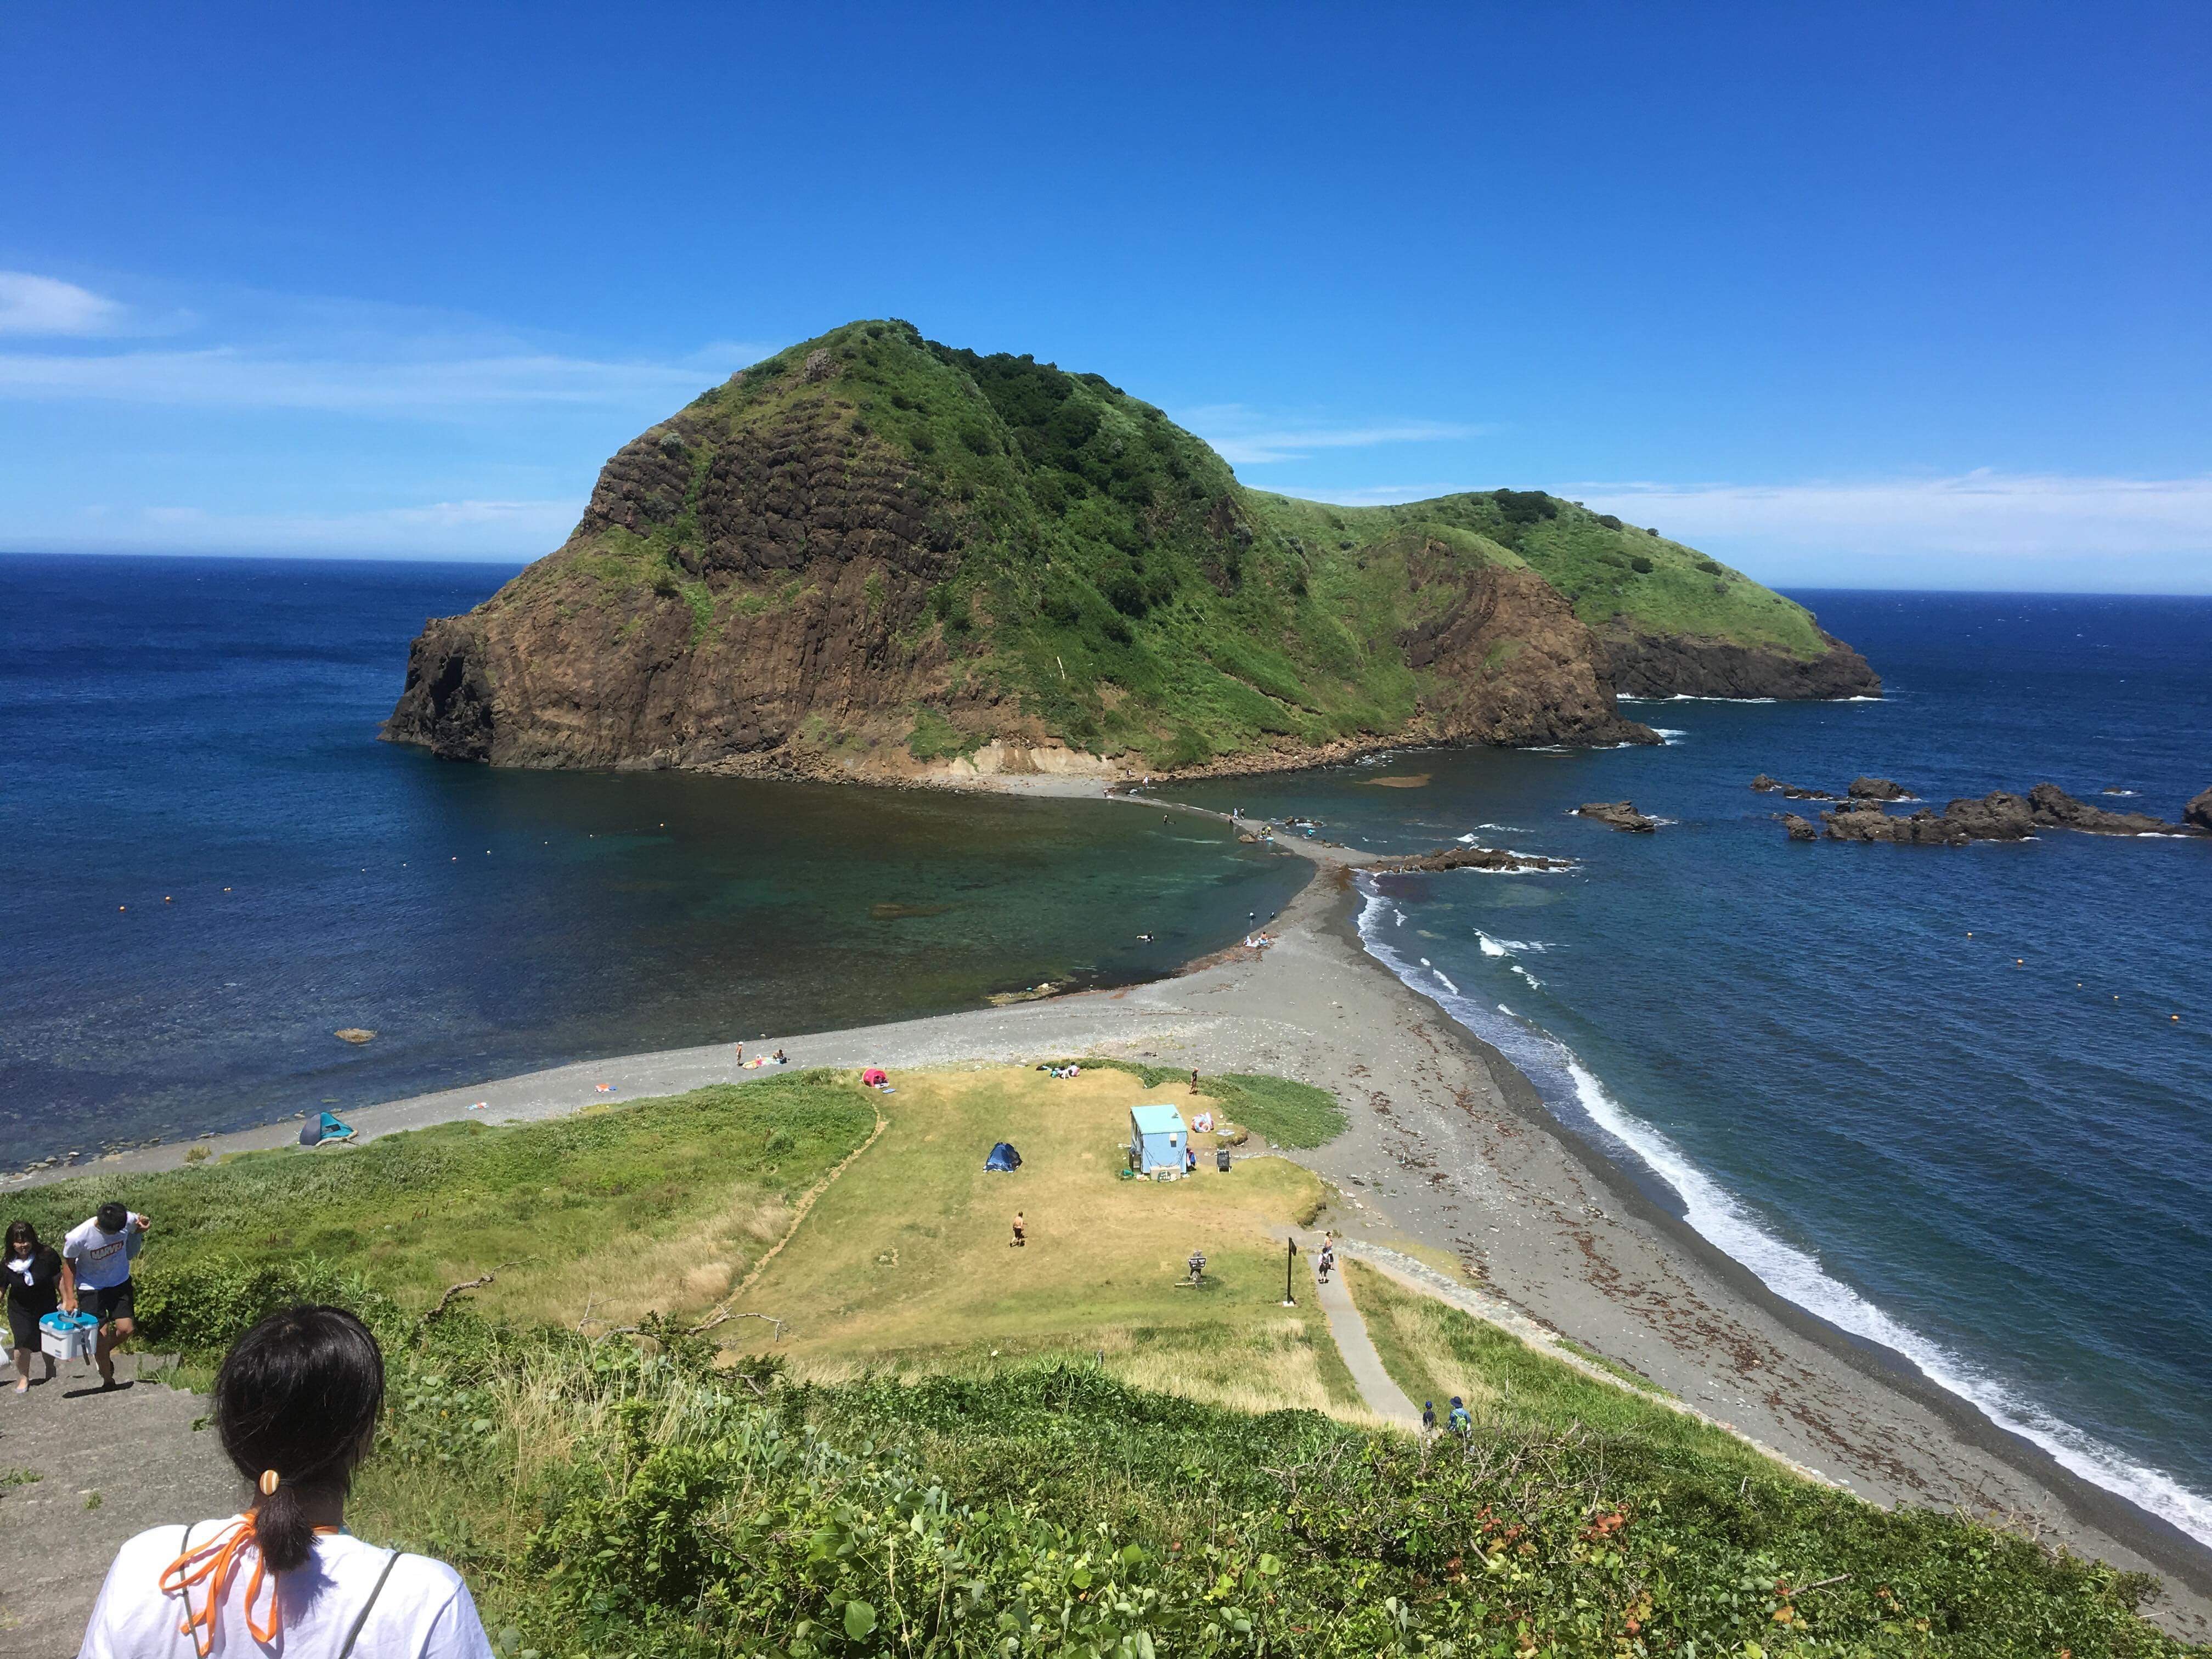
[336,1550,403,1658]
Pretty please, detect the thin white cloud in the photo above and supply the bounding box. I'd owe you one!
[0,272,126,336]
[1178,402,1494,465]
[35,498,580,557]
[0,346,715,413]
[1571,471,2212,561]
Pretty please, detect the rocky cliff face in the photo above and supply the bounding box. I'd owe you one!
[388,320,1871,782]
[1599,625,1880,701]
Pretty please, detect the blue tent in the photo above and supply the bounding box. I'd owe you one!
[1128,1104,1187,1178]
[984,1141,1022,1172]
[299,1111,357,1147]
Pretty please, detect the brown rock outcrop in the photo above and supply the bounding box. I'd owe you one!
[1776,813,1820,842]
[1376,845,1575,873]
[1600,625,1880,701]
[1576,801,1657,833]
[1847,776,1914,800]
[2187,787,2212,834]
[1812,784,2186,845]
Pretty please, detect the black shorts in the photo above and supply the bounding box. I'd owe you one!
[7,1299,55,1351]
[80,1282,134,1325]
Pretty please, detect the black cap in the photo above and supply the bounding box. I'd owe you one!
[95,1201,128,1232]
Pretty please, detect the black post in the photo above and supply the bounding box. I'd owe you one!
[1282,1237,1299,1306]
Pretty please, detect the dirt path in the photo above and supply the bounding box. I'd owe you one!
[0,1353,234,1658]
[1303,1245,1418,1427]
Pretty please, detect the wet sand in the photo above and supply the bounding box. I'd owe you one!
[26,793,2211,1630]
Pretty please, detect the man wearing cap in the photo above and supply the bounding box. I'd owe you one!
[61,1201,150,1390]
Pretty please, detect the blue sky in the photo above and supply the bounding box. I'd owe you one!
[4,1,2207,590]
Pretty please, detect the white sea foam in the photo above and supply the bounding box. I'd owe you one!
[1511,965,1543,988]
[1434,969,1460,994]
[1654,729,1688,743]
[1478,934,1509,957]
[1350,881,2212,1548]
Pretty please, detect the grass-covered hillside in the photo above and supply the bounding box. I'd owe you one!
[388,321,1875,779]
[20,1067,2196,1655]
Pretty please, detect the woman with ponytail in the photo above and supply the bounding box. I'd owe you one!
[77,1305,493,1657]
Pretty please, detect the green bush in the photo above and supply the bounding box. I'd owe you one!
[1629,554,1655,575]
[363,1334,2200,1659]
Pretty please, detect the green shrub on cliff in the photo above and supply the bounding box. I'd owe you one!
[357,1325,2199,1658]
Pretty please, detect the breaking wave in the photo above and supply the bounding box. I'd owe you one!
[1353,879,2212,1547]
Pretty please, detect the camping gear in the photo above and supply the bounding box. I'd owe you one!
[40,1310,99,1363]
[1215,1147,1232,1172]
[298,1110,356,1147]
[984,1141,1023,1172]
[1128,1104,1188,1179]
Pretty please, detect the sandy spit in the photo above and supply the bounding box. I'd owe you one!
[26,781,2210,1630]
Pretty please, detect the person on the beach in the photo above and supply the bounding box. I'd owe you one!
[4,1221,65,1392]
[1010,1212,1026,1249]
[1447,1396,1471,1437]
[62,1202,148,1390]
[1421,1399,1436,1434]
[1184,1146,1197,1176]
[77,1304,494,1658]
[772,1048,787,1065]
[1189,1068,1200,1094]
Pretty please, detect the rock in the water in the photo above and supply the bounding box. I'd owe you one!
[1776,813,1819,842]
[1750,773,1781,792]
[1378,845,1575,873]
[2187,787,2212,834]
[1780,783,1836,800]
[1576,801,1657,833]
[1810,784,2180,846]
[334,1028,377,1045]
[1847,776,1914,800]
[2024,782,2171,835]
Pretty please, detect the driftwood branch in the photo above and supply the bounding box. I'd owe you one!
[427,1273,495,1319]
[692,1307,788,1341]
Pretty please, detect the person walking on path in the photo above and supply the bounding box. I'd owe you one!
[1447,1396,1472,1437]
[1316,1242,1336,1285]
[5,1220,66,1392]
[62,1203,148,1390]
[1421,1400,1437,1435]
[1010,1211,1026,1249]
[77,1304,494,1658]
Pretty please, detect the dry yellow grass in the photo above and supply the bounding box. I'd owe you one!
[731,1065,1374,1420]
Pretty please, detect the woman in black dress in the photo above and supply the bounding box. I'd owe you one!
[5,1220,65,1392]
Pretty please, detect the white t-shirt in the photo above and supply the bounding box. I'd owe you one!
[78,1520,494,1658]
[63,1216,146,1291]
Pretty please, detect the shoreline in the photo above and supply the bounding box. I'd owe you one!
[22,780,2210,1629]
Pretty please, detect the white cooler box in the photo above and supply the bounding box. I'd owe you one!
[40,1311,99,1362]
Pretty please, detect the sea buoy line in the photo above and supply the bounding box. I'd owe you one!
[1352,875,2212,1546]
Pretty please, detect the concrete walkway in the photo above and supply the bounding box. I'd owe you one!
[1305,1243,1421,1428]
[0,1352,235,1657]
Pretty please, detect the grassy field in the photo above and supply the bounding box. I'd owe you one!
[727,1065,1374,1421]
[1344,1260,1773,1471]
[4,1074,879,1343]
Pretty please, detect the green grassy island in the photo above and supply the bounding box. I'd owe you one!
[386,323,1878,782]
[22,1068,2199,1657]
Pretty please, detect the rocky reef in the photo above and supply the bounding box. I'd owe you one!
[1575,801,1658,833]
[1813,784,2200,845]
[1374,845,1576,873]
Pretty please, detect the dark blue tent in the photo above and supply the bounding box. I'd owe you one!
[984,1141,1022,1172]
[299,1110,357,1147]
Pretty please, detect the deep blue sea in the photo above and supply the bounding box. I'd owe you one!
[0,552,1301,1160]
[1164,591,2212,1547]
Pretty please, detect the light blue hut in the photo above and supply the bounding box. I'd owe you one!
[1129,1103,1188,1178]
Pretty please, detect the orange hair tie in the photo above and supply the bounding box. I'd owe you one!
[161,1518,279,1657]
[257,1469,280,1496]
